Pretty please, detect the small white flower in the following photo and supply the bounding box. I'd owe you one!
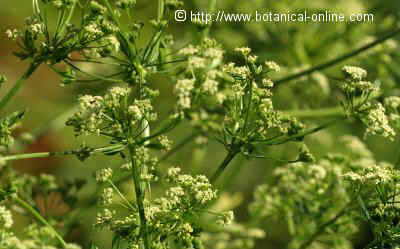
[262,78,274,88]
[5,29,19,40]
[96,168,113,183]
[175,79,195,96]
[167,167,181,179]
[362,103,395,139]
[234,47,251,56]
[128,105,143,120]
[202,79,219,95]
[66,243,82,249]
[342,66,367,81]
[385,96,400,110]
[265,61,280,72]
[158,135,172,151]
[99,188,113,206]
[179,45,198,56]
[188,56,206,69]
[95,208,115,227]
[217,211,234,226]
[106,36,120,52]
[0,206,13,229]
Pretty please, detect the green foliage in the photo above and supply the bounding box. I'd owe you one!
[0,1,400,249]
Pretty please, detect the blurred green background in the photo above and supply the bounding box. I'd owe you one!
[1,0,400,248]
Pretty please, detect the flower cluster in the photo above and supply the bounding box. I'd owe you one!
[4,0,400,248]
[157,135,173,151]
[0,206,13,228]
[95,168,113,183]
[67,86,158,138]
[94,166,231,249]
[343,162,397,185]
[99,187,114,206]
[201,224,266,249]
[359,102,396,139]
[384,96,400,130]
[340,65,395,139]
[342,65,368,81]
[174,39,224,113]
[343,160,400,248]
[250,134,400,249]
[173,41,306,159]
[0,111,24,148]
[221,48,304,145]
[249,137,368,248]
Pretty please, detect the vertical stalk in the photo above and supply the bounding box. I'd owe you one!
[57,0,77,36]
[157,0,164,21]
[202,0,217,38]
[148,0,164,63]
[127,56,150,248]
[127,144,150,249]
[242,78,253,136]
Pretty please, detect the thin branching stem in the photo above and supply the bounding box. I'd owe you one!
[0,63,40,112]
[108,180,136,211]
[261,117,345,146]
[282,106,345,118]
[211,117,344,183]
[210,146,241,184]
[275,28,400,85]
[57,0,77,37]
[1,144,125,162]
[298,206,349,249]
[14,196,68,248]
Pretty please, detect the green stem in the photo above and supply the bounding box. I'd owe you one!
[14,196,67,248]
[211,118,344,184]
[157,0,164,21]
[127,144,150,249]
[275,28,400,85]
[298,206,349,249]
[210,147,240,184]
[108,180,136,211]
[1,144,125,162]
[1,151,69,161]
[102,0,136,60]
[260,117,344,146]
[0,63,39,112]
[282,106,345,118]
[202,0,217,38]
[64,60,124,83]
[281,93,380,119]
[242,78,253,136]
[57,0,77,36]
